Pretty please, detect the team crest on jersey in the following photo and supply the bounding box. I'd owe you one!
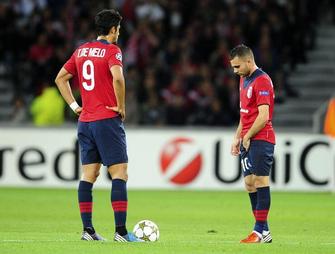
[247,86,253,99]
[115,52,122,61]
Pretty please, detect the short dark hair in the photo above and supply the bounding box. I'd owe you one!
[229,44,254,59]
[95,9,122,36]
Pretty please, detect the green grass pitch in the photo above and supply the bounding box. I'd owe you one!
[0,188,334,254]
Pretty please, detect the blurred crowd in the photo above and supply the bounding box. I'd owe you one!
[0,0,327,126]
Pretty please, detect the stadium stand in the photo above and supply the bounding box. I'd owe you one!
[0,0,333,130]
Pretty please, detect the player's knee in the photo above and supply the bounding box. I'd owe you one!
[109,175,128,182]
[244,177,255,192]
[116,170,128,181]
[82,170,100,183]
[118,173,128,182]
[82,174,97,183]
[110,172,128,181]
[108,163,128,181]
[254,176,269,188]
[244,182,256,192]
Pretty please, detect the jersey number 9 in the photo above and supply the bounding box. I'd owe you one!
[82,60,95,91]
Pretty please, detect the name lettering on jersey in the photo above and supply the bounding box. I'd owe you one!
[240,108,249,113]
[78,48,106,58]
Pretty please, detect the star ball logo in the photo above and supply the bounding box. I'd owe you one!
[115,52,122,61]
[160,137,202,185]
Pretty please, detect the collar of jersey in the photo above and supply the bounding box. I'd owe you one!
[243,68,264,89]
[96,39,110,45]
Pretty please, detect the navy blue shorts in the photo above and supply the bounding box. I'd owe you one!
[77,117,128,167]
[240,140,274,177]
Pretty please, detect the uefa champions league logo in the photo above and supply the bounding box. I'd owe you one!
[115,52,122,61]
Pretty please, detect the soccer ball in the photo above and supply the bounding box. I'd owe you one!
[133,220,159,242]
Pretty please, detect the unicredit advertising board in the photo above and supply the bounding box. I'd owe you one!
[0,128,334,191]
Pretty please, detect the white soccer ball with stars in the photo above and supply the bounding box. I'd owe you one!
[133,220,159,242]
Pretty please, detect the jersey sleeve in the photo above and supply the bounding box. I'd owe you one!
[63,52,77,75]
[254,77,273,106]
[108,46,123,68]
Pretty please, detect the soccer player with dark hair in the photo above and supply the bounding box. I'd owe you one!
[230,44,275,243]
[55,9,142,242]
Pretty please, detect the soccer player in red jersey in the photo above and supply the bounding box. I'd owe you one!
[230,45,275,243]
[55,9,142,242]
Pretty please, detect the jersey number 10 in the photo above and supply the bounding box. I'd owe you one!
[82,60,95,91]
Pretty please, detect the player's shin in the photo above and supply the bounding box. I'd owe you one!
[78,181,94,231]
[254,186,271,235]
[111,178,128,236]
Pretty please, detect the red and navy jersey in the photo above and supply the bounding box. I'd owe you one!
[239,69,276,144]
[64,40,123,122]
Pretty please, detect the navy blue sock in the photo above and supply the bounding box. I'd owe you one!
[111,179,128,236]
[78,181,94,230]
[249,192,257,212]
[254,186,271,234]
[249,192,269,231]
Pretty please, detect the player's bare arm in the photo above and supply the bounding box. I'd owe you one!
[55,67,82,115]
[231,119,242,156]
[106,65,126,121]
[242,104,269,150]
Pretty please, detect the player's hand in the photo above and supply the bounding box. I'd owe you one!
[231,138,241,156]
[74,107,82,115]
[242,136,250,151]
[106,106,126,121]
